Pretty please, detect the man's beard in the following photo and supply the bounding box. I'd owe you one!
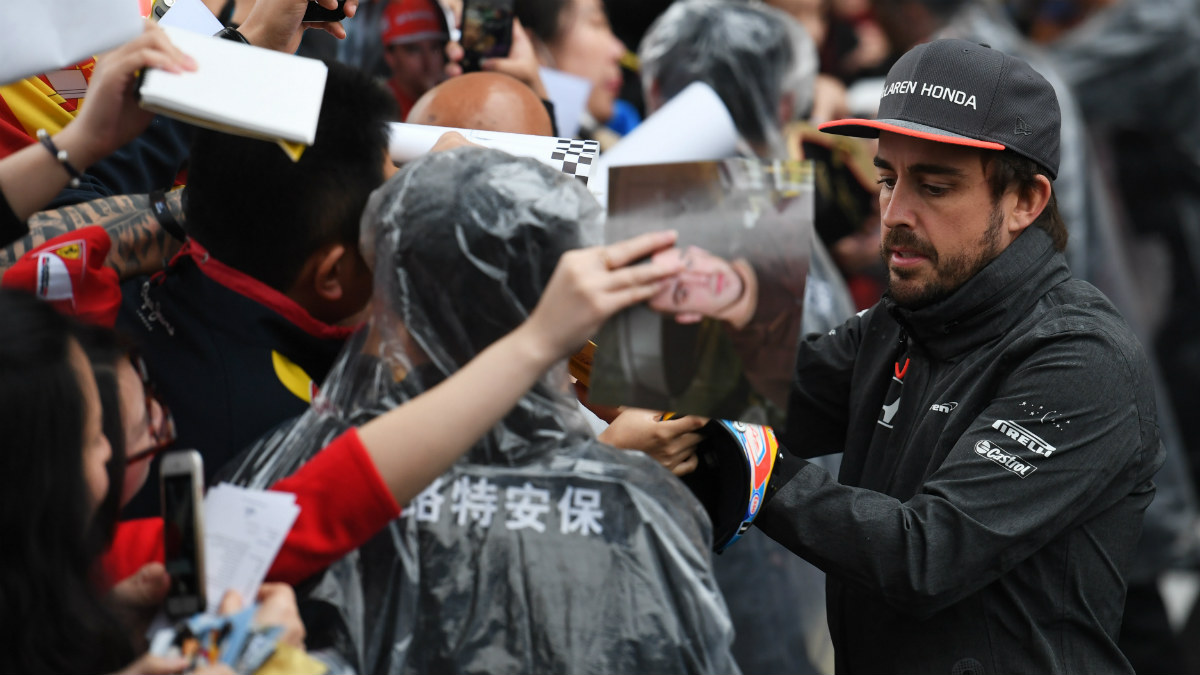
[881,205,1004,309]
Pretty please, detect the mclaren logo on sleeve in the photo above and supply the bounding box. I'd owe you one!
[878,395,901,428]
[975,440,1037,478]
[992,419,1057,457]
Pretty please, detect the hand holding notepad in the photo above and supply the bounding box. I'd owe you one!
[138,26,327,149]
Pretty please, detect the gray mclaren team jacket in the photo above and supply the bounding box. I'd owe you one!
[757,227,1164,675]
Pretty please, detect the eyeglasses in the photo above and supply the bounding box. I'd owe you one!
[126,350,176,464]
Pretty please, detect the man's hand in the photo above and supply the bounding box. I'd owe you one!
[60,23,196,170]
[599,408,705,476]
[520,231,683,362]
[239,0,360,53]
[429,131,477,153]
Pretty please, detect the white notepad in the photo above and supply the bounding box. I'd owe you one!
[138,26,328,146]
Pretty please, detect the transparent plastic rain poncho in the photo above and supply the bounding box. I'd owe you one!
[634,0,854,338]
[638,0,818,159]
[224,147,739,675]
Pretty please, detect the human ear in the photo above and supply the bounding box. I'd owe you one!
[312,243,349,302]
[1007,174,1052,235]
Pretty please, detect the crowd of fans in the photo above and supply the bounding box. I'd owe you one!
[1,0,1198,673]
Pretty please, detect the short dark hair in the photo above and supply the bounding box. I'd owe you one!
[0,290,136,673]
[983,150,1067,251]
[515,0,573,45]
[185,61,398,292]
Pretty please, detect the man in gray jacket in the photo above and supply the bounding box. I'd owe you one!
[756,38,1163,674]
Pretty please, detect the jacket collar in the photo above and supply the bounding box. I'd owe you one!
[883,227,1069,360]
[165,238,357,342]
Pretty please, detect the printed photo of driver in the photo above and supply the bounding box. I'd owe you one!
[591,159,813,428]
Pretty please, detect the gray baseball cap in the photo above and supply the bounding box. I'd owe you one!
[820,39,1060,179]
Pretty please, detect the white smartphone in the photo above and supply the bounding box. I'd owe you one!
[160,449,206,618]
[149,0,174,21]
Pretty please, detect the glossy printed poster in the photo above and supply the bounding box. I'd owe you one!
[590,159,813,429]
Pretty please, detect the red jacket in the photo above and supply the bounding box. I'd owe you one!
[102,427,401,586]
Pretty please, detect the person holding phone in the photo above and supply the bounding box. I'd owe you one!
[0,197,681,675]
[0,290,298,675]
[443,0,626,142]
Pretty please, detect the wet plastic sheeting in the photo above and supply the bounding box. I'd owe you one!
[224,147,738,674]
[638,0,817,159]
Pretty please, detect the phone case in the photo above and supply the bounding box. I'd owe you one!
[460,0,514,72]
[303,0,346,22]
[161,450,207,619]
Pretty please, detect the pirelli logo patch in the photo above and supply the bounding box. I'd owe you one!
[975,440,1037,478]
[992,419,1056,457]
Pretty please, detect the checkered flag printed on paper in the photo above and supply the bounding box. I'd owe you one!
[549,139,599,185]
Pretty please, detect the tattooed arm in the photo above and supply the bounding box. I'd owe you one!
[0,190,185,280]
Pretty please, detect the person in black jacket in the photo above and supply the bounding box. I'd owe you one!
[116,62,398,518]
[754,38,1164,674]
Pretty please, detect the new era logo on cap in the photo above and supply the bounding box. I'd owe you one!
[819,39,1061,179]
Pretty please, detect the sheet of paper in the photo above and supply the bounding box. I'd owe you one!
[157,0,225,36]
[588,82,740,208]
[0,0,143,86]
[388,122,603,201]
[139,26,328,145]
[539,66,591,139]
[203,483,300,613]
